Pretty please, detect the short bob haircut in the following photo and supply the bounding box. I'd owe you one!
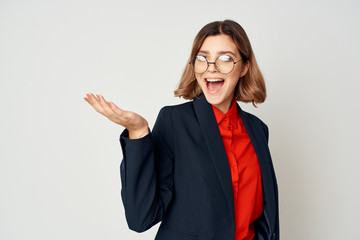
[174,20,266,106]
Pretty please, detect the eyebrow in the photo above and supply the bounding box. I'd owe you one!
[198,50,237,57]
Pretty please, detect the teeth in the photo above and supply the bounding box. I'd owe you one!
[206,79,224,82]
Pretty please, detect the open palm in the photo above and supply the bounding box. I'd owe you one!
[84,93,149,139]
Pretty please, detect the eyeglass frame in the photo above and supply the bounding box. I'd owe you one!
[189,55,242,74]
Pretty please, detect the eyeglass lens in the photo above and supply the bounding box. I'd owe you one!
[193,55,235,74]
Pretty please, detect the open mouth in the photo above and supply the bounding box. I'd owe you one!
[206,78,224,93]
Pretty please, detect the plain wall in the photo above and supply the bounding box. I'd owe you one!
[1,0,359,239]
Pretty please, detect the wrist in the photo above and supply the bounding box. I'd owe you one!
[128,125,149,139]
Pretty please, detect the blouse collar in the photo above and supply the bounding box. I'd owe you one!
[212,99,238,127]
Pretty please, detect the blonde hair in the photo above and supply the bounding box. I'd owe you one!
[174,20,266,106]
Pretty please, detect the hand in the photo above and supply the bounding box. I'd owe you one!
[84,93,149,139]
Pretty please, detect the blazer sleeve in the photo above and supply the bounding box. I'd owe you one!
[119,107,174,233]
[260,121,280,240]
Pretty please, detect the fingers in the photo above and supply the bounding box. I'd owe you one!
[85,93,105,114]
[84,93,126,120]
[97,94,114,115]
[84,93,148,131]
[108,101,125,116]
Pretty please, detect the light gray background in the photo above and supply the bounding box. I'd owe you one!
[1,0,359,239]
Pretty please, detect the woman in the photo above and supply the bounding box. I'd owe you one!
[84,20,279,240]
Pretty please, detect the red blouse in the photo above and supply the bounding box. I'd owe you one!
[212,101,263,240]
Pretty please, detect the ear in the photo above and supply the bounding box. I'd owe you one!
[240,60,250,77]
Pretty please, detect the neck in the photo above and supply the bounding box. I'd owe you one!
[213,99,234,114]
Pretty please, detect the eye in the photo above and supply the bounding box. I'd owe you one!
[196,55,207,62]
[218,55,232,62]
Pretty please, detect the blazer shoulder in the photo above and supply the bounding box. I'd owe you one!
[161,101,193,110]
[155,101,194,130]
[241,109,269,142]
[242,110,268,127]
[158,101,194,117]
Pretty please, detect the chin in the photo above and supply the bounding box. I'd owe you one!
[203,92,224,105]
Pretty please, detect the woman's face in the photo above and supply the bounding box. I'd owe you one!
[195,34,249,113]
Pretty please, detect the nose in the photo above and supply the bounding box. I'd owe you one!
[207,62,218,72]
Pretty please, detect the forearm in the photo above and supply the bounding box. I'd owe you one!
[119,130,166,232]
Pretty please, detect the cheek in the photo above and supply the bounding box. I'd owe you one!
[195,74,203,84]
[228,75,240,87]
[228,71,241,85]
[234,66,243,79]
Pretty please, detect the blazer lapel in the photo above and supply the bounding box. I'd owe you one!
[193,94,235,217]
[237,104,276,225]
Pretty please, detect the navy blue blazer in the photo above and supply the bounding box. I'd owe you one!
[119,94,279,240]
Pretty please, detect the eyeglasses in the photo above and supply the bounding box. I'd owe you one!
[189,55,241,74]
